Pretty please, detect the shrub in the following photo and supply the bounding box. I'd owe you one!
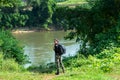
[63,54,91,68]
[112,48,120,64]
[1,59,21,72]
[0,12,28,29]
[0,53,21,72]
[0,30,27,64]
[96,47,120,59]
[92,47,120,72]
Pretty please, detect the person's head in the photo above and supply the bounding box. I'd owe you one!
[54,39,59,45]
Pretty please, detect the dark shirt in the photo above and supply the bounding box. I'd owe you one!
[54,44,61,55]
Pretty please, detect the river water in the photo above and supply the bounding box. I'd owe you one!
[13,31,79,67]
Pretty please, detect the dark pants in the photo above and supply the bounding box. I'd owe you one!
[55,54,65,74]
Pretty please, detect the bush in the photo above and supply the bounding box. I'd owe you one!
[91,47,120,72]
[112,48,120,64]
[1,59,21,72]
[0,12,28,29]
[63,54,91,68]
[0,53,21,72]
[63,47,120,73]
[96,47,120,59]
[0,30,27,64]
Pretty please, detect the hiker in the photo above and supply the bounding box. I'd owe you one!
[54,39,65,75]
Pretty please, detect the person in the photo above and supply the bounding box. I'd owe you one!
[54,39,65,75]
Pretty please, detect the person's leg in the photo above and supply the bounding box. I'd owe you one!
[59,56,65,73]
[55,55,60,75]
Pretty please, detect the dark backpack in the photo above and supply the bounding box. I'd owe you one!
[58,44,66,55]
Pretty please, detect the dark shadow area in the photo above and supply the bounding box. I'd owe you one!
[27,63,56,73]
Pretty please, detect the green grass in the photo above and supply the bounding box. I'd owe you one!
[52,65,119,80]
[0,48,120,80]
[0,62,120,80]
[0,71,44,80]
[57,0,88,7]
[0,65,119,80]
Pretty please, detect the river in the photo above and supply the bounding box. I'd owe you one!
[13,31,79,67]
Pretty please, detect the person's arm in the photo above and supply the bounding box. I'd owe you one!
[58,44,63,53]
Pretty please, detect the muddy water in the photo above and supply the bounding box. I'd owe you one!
[13,31,79,66]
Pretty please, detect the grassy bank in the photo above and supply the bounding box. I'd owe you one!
[0,62,120,80]
[0,47,120,80]
[0,66,120,80]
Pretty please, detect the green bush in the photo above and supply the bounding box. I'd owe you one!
[90,47,120,72]
[1,59,21,72]
[100,59,114,72]
[96,47,120,59]
[58,0,120,56]
[63,54,91,68]
[96,49,114,59]
[0,53,21,72]
[0,12,28,29]
[0,30,27,64]
[63,47,120,73]
[86,55,113,72]
[25,0,56,28]
[112,48,120,64]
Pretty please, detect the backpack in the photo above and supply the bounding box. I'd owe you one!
[58,44,66,55]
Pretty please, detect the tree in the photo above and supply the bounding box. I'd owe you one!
[0,0,23,8]
[27,0,56,29]
[0,0,28,64]
[55,0,120,56]
[0,30,27,64]
[0,0,28,29]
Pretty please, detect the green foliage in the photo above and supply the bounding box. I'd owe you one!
[88,55,114,72]
[0,30,27,64]
[91,47,120,72]
[96,47,120,59]
[62,47,120,73]
[0,0,24,8]
[53,67,111,80]
[26,0,56,29]
[62,54,91,69]
[0,12,28,29]
[100,59,114,72]
[0,47,118,80]
[0,0,28,29]
[113,53,120,64]
[54,0,120,56]
[0,53,21,72]
[1,59,21,72]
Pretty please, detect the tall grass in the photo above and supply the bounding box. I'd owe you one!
[0,53,21,72]
[0,53,43,80]
[0,47,120,80]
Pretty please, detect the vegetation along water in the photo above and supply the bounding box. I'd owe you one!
[0,0,120,80]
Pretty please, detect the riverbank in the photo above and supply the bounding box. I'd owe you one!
[1,49,120,80]
[0,62,120,80]
[12,28,51,33]
[12,26,64,34]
